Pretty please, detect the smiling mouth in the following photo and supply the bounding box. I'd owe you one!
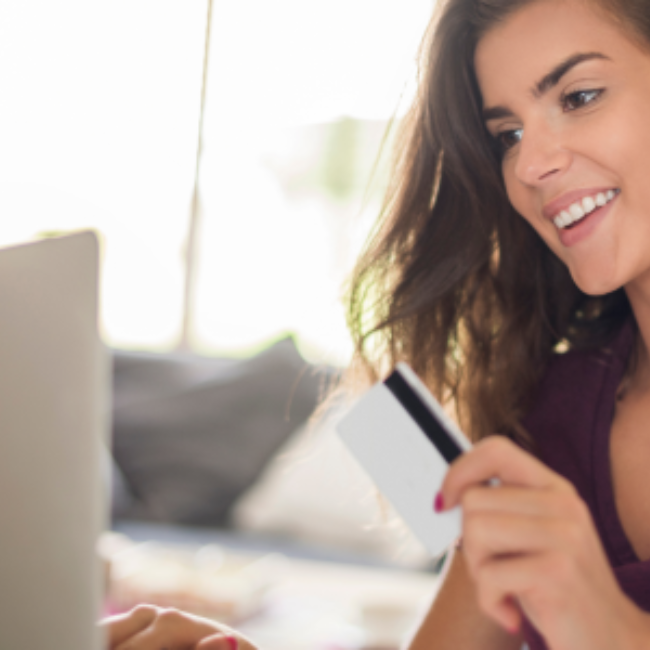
[552,189,620,230]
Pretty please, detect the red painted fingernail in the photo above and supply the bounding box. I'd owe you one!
[225,635,238,650]
[434,492,444,512]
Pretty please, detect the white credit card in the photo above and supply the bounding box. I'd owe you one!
[336,363,472,558]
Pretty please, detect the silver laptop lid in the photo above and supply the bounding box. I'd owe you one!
[0,232,107,650]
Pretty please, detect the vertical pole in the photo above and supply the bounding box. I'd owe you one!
[180,0,214,351]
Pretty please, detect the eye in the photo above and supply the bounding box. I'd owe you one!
[561,88,604,112]
[494,128,523,155]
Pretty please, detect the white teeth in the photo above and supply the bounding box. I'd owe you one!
[552,189,618,230]
[582,196,596,213]
[569,203,585,219]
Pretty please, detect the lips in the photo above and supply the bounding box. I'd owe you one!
[555,190,619,247]
[542,187,619,222]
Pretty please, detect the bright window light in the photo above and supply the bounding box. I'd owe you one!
[0,0,433,362]
[0,0,207,349]
[193,0,433,365]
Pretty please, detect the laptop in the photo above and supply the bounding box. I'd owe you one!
[0,232,107,649]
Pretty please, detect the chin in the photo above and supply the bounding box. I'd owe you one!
[569,267,623,297]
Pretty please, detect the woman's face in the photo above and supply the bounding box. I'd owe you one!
[475,0,650,296]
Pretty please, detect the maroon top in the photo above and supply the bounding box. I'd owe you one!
[519,322,650,649]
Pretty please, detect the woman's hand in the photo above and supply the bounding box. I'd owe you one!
[438,436,650,650]
[100,604,259,650]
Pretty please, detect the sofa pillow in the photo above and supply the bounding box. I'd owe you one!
[111,337,331,526]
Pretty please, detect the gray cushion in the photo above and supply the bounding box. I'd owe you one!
[111,338,331,526]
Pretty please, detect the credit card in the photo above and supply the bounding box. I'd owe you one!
[336,363,472,558]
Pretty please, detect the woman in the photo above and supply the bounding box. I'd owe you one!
[103,0,650,648]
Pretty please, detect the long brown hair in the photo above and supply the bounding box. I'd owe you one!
[347,0,642,443]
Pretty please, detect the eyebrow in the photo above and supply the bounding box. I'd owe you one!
[482,52,611,122]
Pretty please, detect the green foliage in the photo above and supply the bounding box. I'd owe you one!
[319,117,359,200]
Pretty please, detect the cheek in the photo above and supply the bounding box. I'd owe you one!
[502,164,540,233]
[603,106,650,201]
[502,164,566,255]
[502,165,527,217]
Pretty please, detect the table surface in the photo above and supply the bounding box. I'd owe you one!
[104,522,440,650]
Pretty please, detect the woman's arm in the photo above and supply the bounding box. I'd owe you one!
[407,549,523,650]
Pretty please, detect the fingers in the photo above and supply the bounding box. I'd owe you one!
[473,544,645,650]
[464,510,556,555]
[196,633,238,650]
[473,552,559,634]
[113,626,157,650]
[485,594,522,635]
[459,484,594,572]
[112,608,226,650]
[101,604,159,648]
[102,605,256,650]
[438,438,631,648]
[462,484,576,518]
[441,437,572,509]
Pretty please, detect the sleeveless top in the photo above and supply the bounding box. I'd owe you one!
[519,321,650,650]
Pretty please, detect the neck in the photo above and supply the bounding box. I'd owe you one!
[624,279,650,394]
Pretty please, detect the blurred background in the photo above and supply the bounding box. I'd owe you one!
[0,1,442,648]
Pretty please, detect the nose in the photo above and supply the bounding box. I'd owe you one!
[513,118,571,186]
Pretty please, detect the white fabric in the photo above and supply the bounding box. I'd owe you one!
[232,414,430,567]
